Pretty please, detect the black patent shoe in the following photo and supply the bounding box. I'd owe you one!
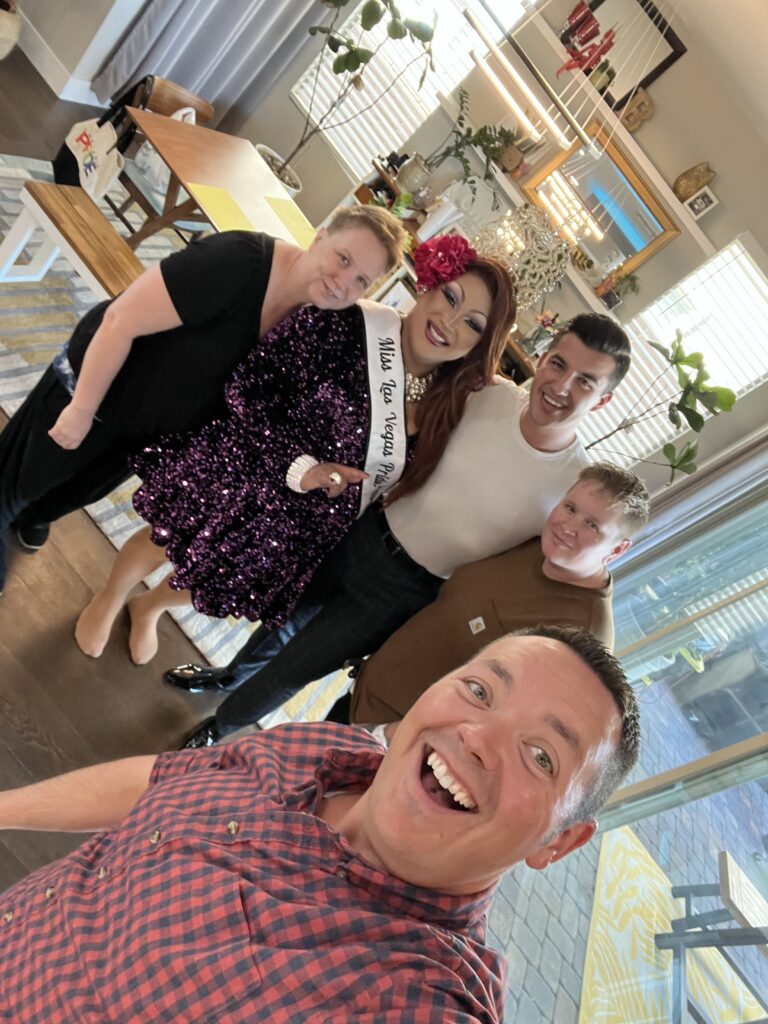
[164,663,236,693]
[182,717,221,748]
[12,521,50,551]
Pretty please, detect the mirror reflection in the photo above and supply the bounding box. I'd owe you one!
[523,119,679,286]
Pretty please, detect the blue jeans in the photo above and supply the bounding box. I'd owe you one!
[215,504,442,735]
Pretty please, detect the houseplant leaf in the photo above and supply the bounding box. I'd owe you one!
[360,0,384,30]
[648,340,670,361]
[404,18,435,42]
[702,385,736,412]
[678,404,705,432]
[677,351,705,370]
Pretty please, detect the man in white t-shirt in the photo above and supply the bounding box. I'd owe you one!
[168,312,633,747]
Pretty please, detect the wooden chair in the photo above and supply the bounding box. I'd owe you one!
[105,77,215,242]
[137,77,214,124]
[654,851,768,1024]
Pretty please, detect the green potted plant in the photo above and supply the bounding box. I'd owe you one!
[423,87,520,199]
[586,330,736,483]
[260,0,436,193]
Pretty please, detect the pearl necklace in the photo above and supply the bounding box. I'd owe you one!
[405,370,435,404]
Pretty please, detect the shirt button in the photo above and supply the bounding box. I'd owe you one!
[336,867,349,881]
[44,887,55,899]
[3,910,13,923]
[97,866,107,879]
[226,820,240,835]
[149,829,162,845]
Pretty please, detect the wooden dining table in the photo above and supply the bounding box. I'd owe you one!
[123,107,312,249]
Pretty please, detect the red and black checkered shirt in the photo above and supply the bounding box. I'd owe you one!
[1,722,504,1022]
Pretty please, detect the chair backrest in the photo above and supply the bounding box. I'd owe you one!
[139,76,215,124]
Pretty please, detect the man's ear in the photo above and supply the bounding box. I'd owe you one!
[590,391,613,412]
[604,538,631,566]
[524,820,597,870]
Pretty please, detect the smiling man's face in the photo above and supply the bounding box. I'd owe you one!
[525,332,617,449]
[352,635,622,895]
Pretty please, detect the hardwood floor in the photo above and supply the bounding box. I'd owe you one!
[0,47,102,159]
[0,54,221,890]
[0,410,221,889]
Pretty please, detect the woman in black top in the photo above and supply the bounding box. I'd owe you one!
[0,205,406,591]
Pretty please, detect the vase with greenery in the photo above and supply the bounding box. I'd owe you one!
[585,330,736,483]
[269,0,436,187]
[596,268,640,301]
[424,87,519,199]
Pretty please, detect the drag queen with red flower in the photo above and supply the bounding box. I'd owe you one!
[75,236,517,664]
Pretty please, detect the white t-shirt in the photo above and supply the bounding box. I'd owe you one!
[385,379,589,578]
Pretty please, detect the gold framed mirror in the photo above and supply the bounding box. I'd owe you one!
[522,119,680,291]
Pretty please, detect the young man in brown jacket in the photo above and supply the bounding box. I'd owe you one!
[346,463,649,726]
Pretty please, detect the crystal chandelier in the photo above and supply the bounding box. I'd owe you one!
[473,205,572,310]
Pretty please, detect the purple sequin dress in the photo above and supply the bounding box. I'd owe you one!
[131,305,382,628]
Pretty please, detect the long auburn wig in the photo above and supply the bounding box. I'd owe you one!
[387,256,517,504]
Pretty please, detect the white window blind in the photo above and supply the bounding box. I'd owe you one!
[290,1,531,180]
[579,237,768,465]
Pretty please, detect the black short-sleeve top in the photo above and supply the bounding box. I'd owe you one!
[66,231,275,439]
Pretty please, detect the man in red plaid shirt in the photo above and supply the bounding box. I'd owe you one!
[0,626,638,1023]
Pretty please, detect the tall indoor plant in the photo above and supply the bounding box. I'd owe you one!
[266,0,436,189]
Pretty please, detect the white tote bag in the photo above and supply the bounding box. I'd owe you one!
[64,119,125,200]
[133,106,197,193]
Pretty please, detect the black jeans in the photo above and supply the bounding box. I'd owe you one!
[215,504,442,735]
[0,367,131,586]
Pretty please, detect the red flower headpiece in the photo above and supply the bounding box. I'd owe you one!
[412,234,478,291]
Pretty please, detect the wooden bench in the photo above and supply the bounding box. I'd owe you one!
[0,181,144,300]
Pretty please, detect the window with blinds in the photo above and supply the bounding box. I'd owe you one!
[579,236,768,465]
[290,1,530,181]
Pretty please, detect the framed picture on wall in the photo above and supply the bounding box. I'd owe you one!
[588,0,687,110]
[684,185,719,220]
[377,279,416,314]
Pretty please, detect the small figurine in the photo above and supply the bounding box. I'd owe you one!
[620,88,654,131]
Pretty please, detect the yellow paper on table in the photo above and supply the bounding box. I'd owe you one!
[265,196,316,249]
[186,183,255,231]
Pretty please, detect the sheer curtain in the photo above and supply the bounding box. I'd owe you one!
[92,0,326,131]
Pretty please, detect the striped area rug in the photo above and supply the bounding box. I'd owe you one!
[0,153,347,726]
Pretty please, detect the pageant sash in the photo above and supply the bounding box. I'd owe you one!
[357,298,408,516]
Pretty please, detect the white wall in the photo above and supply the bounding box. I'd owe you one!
[19,0,146,104]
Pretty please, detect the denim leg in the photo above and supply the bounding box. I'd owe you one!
[215,506,441,735]
[227,593,326,689]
